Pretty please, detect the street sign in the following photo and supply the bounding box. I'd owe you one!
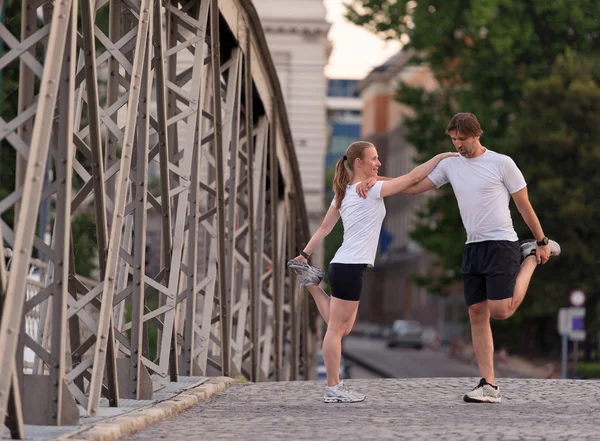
[569,290,586,307]
[559,306,586,378]
[558,308,570,335]
[558,307,586,341]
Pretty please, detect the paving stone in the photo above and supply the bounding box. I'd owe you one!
[121,378,600,441]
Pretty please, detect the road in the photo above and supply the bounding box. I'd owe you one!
[343,335,482,378]
[348,362,382,379]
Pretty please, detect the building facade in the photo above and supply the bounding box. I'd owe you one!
[252,0,331,266]
[326,79,362,170]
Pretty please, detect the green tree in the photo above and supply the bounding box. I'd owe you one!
[1,5,100,277]
[498,51,600,354]
[346,0,600,356]
[0,1,22,228]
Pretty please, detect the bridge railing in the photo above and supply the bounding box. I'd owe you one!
[0,0,317,435]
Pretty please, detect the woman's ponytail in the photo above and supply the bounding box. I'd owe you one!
[332,157,350,210]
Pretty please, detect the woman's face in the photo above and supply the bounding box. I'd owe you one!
[356,146,381,178]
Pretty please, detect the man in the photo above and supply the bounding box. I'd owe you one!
[358,112,560,403]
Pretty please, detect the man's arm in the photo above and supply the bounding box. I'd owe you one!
[511,187,544,239]
[511,187,549,264]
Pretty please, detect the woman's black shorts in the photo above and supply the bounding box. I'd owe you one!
[328,263,368,302]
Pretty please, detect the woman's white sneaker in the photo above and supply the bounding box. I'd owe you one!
[463,378,501,403]
[323,381,365,403]
[286,259,325,287]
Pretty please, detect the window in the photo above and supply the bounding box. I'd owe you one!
[327,79,360,98]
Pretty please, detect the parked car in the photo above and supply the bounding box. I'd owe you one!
[317,350,351,381]
[386,320,424,349]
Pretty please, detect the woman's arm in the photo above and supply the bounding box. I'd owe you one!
[402,177,437,195]
[380,152,457,198]
[295,205,341,261]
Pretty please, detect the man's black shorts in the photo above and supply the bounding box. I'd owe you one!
[328,263,368,302]
[462,240,521,306]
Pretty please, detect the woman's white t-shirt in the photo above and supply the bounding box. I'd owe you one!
[330,180,386,267]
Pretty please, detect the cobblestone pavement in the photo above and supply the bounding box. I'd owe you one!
[122,378,600,441]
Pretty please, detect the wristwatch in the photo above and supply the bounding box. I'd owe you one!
[300,250,310,259]
[536,237,549,246]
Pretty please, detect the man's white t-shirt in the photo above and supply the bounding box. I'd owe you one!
[330,180,386,266]
[427,149,527,244]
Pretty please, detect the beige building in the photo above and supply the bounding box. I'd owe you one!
[356,51,463,341]
[252,0,331,266]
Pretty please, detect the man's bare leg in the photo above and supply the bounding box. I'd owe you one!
[474,255,538,385]
[306,284,331,324]
[469,302,495,385]
[509,255,537,313]
[489,255,538,320]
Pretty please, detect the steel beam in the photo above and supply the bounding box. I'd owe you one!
[0,0,75,427]
[243,35,258,383]
[0,221,24,440]
[270,102,282,381]
[88,0,152,416]
[210,0,230,377]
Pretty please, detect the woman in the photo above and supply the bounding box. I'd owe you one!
[288,141,456,403]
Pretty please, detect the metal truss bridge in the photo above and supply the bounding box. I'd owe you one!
[0,0,316,437]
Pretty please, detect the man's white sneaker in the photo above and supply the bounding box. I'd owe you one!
[520,239,561,260]
[463,378,501,403]
[323,381,365,403]
[286,259,325,288]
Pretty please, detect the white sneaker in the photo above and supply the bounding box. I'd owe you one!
[520,239,561,260]
[286,259,325,288]
[323,381,365,403]
[463,378,501,403]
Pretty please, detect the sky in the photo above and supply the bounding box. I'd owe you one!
[324,0,402,79]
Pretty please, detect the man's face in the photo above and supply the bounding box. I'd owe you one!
[448,130,479,157]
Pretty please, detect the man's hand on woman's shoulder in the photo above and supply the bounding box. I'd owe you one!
[437,152,460,161]
[356,176,379,199]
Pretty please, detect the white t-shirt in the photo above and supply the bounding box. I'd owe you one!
[427,149,526,244]
[330,180,386,266]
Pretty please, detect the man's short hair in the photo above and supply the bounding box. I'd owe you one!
[446,113,483,137]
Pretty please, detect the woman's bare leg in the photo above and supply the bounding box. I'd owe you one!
[306,284,331,324]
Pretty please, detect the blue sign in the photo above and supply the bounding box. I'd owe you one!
[572,317,584,331]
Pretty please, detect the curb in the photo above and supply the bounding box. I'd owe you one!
[342,350,396,379]
[55,377,239,441]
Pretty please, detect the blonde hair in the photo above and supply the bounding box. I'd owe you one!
[332,141,375,210]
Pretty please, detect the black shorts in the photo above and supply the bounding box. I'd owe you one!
[462,240,521,306]
[328,263,368,302]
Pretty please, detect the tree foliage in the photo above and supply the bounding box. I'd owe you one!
[1,4,99,276]
[346,0,600,355]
